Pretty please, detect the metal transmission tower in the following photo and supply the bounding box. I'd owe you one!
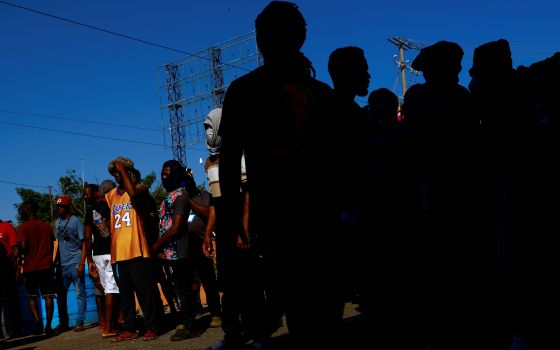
[159,31,261,166]
[163,63,186,165]
[388,37,423,100]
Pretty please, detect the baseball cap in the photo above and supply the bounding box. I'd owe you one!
[56,195,72,206]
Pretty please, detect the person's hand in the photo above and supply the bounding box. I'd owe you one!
[202,235,214,258]
[88,261,99,279]
[77,263,85,278]
[114,160,127,173]
[236,232,252,250]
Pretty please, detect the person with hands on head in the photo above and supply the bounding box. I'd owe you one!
[105,157,158,342]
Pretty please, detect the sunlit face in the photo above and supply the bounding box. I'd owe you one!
[161,166,171,181]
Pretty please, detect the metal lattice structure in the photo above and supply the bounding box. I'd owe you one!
[159,31,261,166]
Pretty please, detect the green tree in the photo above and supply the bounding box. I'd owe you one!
[14,187,53,224]
[14,169,85,224]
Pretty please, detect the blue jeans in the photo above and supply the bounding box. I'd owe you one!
[56,264,87,326]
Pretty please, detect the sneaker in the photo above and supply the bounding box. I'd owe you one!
[112,330,138,343]
[53,324,70,336]
[74,324,86,332]
[170,324,199,341]
[210,316,223,328]
[143,330,158,341]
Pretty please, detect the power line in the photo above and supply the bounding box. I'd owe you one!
[0,108,161,132]
[0,119,209,151]
[0,179,49,189]
[0,120,167,147]
[0,0,251,72]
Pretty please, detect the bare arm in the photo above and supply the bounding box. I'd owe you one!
[190,198,209,220]
[202,205,216,258]
[114,161,138,199]
[151,214,186,254]
[84,224,98,278]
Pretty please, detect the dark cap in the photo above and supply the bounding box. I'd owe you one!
[412,41,464,73]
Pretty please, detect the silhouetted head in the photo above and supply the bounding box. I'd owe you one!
[469,39,512,79]
[368,88,399,123]
[412,41,463,86]
[161,159,187,193]
[255,1,306,63]
[328,46,370,98]
[204,108,222,156]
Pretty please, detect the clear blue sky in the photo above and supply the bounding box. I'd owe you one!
[1,0,558,223]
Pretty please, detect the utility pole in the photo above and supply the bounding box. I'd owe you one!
[388,37,422,98]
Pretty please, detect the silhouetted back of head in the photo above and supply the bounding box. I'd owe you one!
[255,1,306,62]
[469,39,512,79]
[369,88,399,122]
[328,46,370,97]
[412,41,463,86]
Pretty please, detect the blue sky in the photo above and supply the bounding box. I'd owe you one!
[1,0,558,223]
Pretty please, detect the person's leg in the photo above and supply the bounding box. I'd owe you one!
[168,259,198,339]
[55,266,69,329]
[128,259,158,334]
[71,265,87,327]
[194,246,221,318]
[44,296,54,331]
[115,261,136,332]
[96,254,120,334]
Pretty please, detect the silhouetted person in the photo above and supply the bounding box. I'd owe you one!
[327,46,370,315]
[219,1,339,347]
[403,40,478,349]
[471,40,560,349]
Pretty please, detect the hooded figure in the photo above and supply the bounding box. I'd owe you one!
[204,108,222,156]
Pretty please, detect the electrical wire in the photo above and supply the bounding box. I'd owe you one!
[0,120,167,147]
[0,179,49,189]
[0,108,161,132]
[0,0,251,72]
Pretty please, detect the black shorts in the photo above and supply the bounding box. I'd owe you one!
[23,268,56,298]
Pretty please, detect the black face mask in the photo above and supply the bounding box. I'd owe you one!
[162,177,182,192]
[162,160,186,192]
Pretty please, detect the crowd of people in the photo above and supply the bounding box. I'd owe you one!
[1,1,559,349]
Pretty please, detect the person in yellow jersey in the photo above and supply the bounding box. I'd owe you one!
[105,157,158,342]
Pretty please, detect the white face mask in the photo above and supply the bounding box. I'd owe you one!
[204,108,222,155]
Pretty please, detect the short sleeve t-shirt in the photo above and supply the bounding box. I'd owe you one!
[55,215,84,266]
[16,219,55,273]
[84,200,111,256]
[188,189,210,240]
[159,188,190,260]
[0,221,18,256]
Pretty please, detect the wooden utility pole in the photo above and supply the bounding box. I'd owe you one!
[388,37,422,98]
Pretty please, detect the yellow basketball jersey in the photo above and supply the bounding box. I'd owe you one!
[105,188,150,263]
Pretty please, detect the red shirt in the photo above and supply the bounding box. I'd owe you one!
[0,221,17,256]
[16,219,55,273]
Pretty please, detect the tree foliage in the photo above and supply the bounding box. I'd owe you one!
[14,169,84,224]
